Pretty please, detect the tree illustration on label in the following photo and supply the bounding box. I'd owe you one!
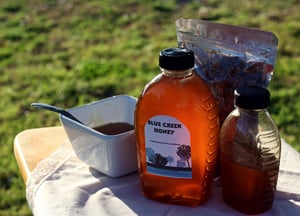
[146,147,174,167]
[176,144,191,168]
[150,153,168,166]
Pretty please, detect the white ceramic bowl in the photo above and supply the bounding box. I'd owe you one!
[59,95,138,177]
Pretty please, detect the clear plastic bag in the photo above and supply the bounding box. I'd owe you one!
[176,18,278,123]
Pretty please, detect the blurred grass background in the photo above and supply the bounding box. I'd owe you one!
[0,0,299,215]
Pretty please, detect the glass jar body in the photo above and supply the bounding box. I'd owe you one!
[220,108,281,214]
[135,69,219,206]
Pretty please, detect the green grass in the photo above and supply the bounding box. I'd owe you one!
[0,0,299,215]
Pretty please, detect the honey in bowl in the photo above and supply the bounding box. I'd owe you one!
[93,122,134,135]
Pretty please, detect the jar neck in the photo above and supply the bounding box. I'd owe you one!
[161,68,193,78]
[237,106,268,117]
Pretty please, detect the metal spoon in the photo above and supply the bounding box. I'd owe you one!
[31,102,84,125]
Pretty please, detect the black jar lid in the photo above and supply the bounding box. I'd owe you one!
[234,86,270,109]
[159,48,194,70]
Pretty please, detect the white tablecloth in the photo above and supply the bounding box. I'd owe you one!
[26,139,300,216]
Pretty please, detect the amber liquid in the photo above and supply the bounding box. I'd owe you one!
[221,155,279,214]
[135,72,219,206]
[93,122,134,135]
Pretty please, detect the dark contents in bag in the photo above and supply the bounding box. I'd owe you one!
[196,53,274,123]
[176,18,278,124]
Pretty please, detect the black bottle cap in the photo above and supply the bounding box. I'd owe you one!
[159,48,194,70]
[234,86,270,109]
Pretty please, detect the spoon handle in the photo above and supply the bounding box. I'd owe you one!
[31,102,83,124]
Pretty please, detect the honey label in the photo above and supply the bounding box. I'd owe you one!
[144,115,192,178]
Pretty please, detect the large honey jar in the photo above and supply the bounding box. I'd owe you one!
[135,48,219,206]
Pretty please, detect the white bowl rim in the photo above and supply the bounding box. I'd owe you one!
[60,95,137,138]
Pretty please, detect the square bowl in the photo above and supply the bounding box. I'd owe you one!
[59,95,138,177]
